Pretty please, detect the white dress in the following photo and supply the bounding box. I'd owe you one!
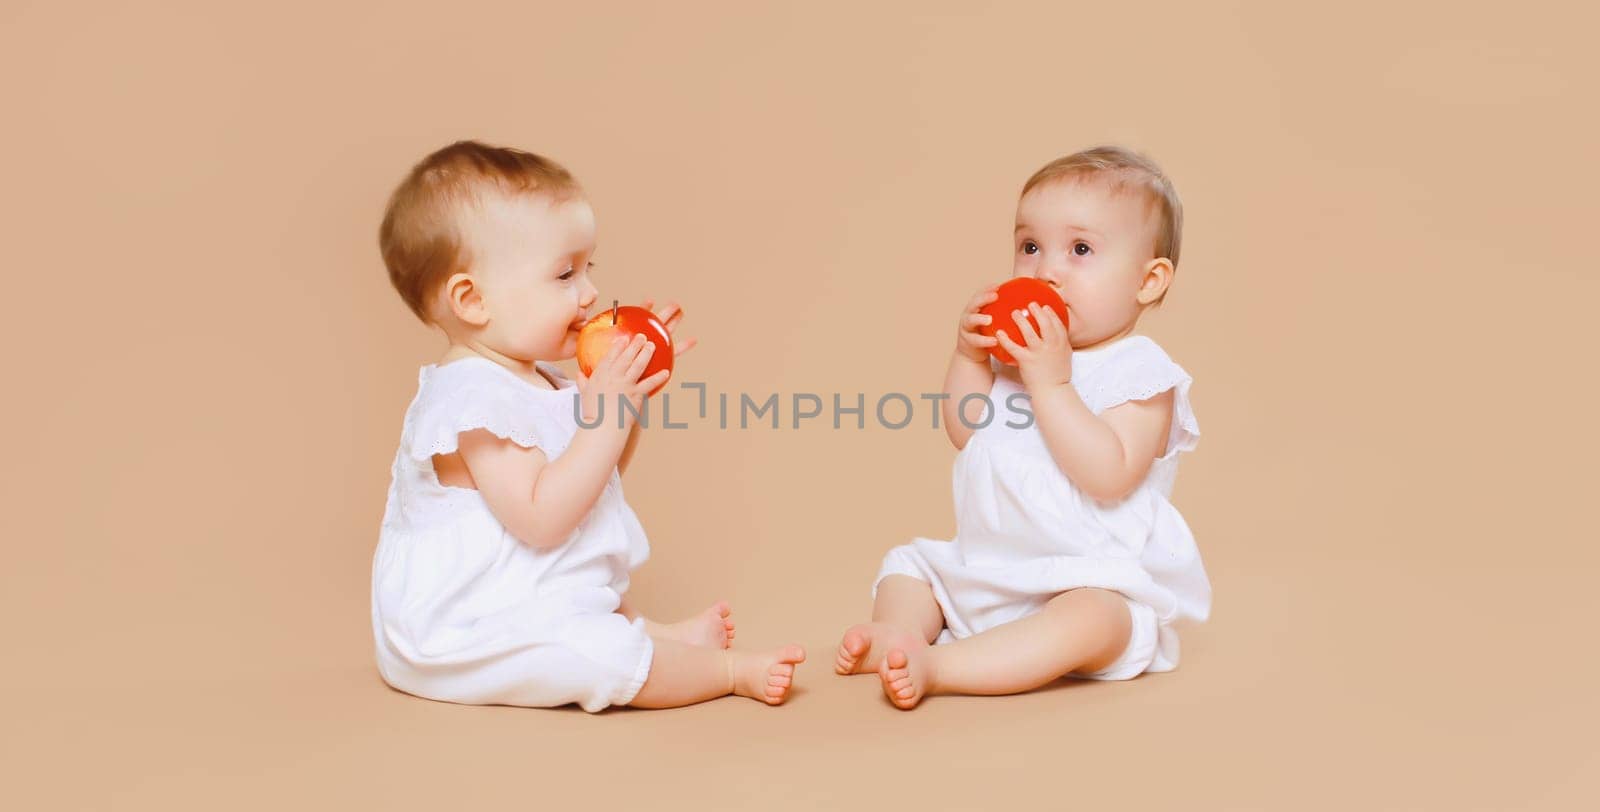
[371,357,654,711]
[875,334,1211,680]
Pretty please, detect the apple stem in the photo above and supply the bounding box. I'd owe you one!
[611,299,618,325]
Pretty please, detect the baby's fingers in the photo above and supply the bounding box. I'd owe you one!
[605,333,647,376]
[994,328,1024,359]
[639,297,684,332]
[636,368,671,394]
[960,312,998,348]
[623,337,657,382]
[599,334,630,369]
[655,301,683,330]
[673,335,699,357]
[1011,309,1042,346]
[1031,302,1065,343]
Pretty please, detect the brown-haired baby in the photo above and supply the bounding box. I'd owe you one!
[836,146,1211,708]
[371,141,804,711]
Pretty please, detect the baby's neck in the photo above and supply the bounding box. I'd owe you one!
[440,341,558,390]
[1074,323,1139,353]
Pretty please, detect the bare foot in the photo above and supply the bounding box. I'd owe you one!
[732,645,807,705]
[653,601,735,649]
[834,622,913,675]
[879,641,936,710]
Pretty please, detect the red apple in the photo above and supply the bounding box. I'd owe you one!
[978,277,1069,365]
[576,301,675,395]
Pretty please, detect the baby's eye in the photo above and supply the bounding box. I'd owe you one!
[557,261,593,281]
[1072,241,1092,256]
[1021,241,1039,255]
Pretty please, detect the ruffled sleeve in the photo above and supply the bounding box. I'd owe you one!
[402,361,544,463]
[1085,337,1200,457]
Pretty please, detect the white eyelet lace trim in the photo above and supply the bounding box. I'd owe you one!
[1084,348,1201,452]
[405,384,545,462]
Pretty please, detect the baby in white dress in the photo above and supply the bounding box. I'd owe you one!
[371,141,804,711]
[835,146,1211,708]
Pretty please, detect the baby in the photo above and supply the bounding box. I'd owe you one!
[371,141,805,711]
[835,146,1211,708]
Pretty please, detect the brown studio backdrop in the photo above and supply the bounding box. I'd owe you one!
[2,1,1596,809]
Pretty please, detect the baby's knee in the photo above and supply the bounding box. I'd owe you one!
[1046,588,1133,636]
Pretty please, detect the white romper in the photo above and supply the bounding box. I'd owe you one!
[875,334,1211,680]
[372,357,654,711]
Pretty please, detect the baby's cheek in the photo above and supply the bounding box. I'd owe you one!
[550,318,580,355]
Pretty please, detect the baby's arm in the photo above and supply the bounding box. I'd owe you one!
[995,303,1173,503]
[616,299,695,477]
[616,421,644,476]
[943,284,1001,450]
[1031,386,1173,503]
[459,335,667,549]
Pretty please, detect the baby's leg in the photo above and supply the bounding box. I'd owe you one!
[879,587,1131,709]
[835,574,944,675]
[643,601,736,649]
[629,638,806,708]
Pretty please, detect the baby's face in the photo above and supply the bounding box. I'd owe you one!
[457,192,600,362]
[1012,177,1164,347]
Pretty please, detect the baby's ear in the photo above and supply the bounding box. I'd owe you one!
[443,272,490,327]
[1136,257,1174,306]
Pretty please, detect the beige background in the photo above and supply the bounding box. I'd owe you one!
[3,1,1596,809]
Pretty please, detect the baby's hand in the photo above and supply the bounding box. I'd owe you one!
[994,302,1074,390]
[576,333,669,425]
[638,297,699,359]
[955,284,1000,363]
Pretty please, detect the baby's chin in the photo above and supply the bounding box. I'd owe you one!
[555,329,580,359]
[496,333,578,364]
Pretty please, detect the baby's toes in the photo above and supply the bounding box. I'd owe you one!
[887,672,914,698]
[880,650,919,709]
[764,664,795,703]
[835,626,873,674]
[886,678,917,707]
[885,648,908,672]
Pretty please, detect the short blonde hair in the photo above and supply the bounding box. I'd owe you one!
[378,140,584,323]
[1022,146,1183,305]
